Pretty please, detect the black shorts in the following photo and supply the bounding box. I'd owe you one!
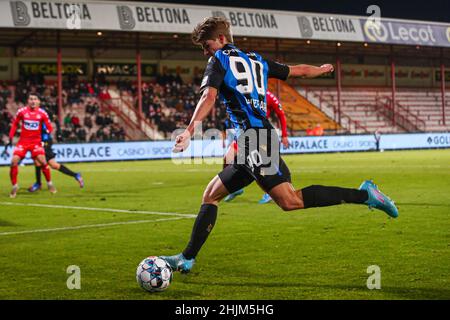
[218,126,291,193]
[219,157,291,194]
[44,145,56,161]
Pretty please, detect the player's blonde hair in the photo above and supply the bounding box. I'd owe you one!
[191,17,233,45]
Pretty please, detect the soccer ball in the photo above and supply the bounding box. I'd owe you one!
[136,256,173,292]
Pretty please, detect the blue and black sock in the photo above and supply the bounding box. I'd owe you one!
[183,204,218,260]
[35,166,42,185]
[301,185,368,208]
[59,164,77,178]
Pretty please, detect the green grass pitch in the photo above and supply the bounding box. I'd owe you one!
[0,149,449,300]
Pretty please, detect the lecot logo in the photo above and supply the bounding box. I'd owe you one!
[391,24,436,43]
[446,27,450,42]
[24,120,39,130]
[364,19,438,45]
[364,20,388,42]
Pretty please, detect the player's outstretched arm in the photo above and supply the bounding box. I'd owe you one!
[172,87,217,153]
[8,111,21,144]
[288,64,334,78]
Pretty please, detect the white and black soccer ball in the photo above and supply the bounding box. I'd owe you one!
[136,256,173,292]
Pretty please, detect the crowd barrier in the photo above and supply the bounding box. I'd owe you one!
[0,132,449,166]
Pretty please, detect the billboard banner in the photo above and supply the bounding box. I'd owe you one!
[0,1,448,46]
[0,140,225,165]
[435,70,450,82]
[19,61,87,75]
[361,18,450,47]
[381,132,450,150]
[116,4,305,39]
[93,63,157,76]
[1,133,449,166]
[281,134,376,154]
[296,15,364,41]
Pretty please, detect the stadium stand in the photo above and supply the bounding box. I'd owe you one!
[115,78,227,139]
[1,78,127,144]
[1,76,229,143]
[268,79,342,135]
[2,76,448,144]
[299,86,450,133]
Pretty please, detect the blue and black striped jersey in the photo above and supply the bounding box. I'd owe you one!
[41,122,51,143]
[40,108,52,144]
[222,117,233,131]
[200,44,289,131]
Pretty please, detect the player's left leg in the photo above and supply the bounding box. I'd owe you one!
[9,154,22,198]
[35,153,56,194]
[162,164,254,273]
[48,158,84,188]
[161,176,230,273]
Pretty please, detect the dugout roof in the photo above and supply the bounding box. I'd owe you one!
[1,29,449,61]
[0,0,449,61]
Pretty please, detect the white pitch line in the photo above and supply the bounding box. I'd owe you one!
[0,202,197,218]
[0,217,189,237]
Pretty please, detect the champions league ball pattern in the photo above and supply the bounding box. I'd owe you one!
[136,256,173,292]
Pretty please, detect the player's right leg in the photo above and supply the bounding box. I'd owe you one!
[48,158,84,188]
[161,164,254,273]
[9,154,22,198]
[269,181,397,217]
[46,145,84,188]
[267,172,398,218]
[35,153,57,194]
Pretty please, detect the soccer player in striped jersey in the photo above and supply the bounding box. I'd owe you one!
[223,90,290,203]
[162,17,398,273]
[28,118,84,193]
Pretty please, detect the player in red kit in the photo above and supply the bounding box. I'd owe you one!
[265,90,289,149]
[223,90,291,203]
[7,93,56,198]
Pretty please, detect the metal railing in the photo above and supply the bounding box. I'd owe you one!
[117,95,165,140]
[100,96,164,140]
[301,88,369,134]
[98,98,149,141]
[375,96,426,132]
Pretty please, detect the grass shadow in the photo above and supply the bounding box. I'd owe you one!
[396,203,450,208]
[0,219,19,227]
[122,287,203,299]
[181,280,450,299]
